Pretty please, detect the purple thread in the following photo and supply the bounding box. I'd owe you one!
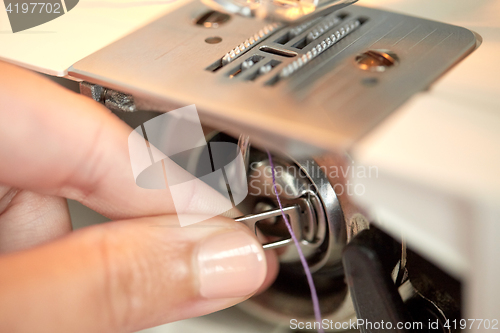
[266,150,324,333]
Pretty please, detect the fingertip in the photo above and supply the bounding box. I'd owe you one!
[256,249,279,295]
[196,230,267,299]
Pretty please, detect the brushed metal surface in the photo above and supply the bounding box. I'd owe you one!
[69,0,478,156]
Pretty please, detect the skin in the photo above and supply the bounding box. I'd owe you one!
[0,62,278,333]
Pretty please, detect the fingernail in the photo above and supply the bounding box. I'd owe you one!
[197,231,267,299]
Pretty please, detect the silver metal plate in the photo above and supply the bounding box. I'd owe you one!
[69,1,478,156]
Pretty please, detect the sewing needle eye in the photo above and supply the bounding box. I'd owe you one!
[234,205,303,249]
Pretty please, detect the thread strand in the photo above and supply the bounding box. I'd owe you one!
[266,150,324,333]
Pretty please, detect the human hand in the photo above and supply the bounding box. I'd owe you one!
[0,62,278,333]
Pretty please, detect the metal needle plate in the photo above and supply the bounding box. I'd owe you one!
[69,2,478,156]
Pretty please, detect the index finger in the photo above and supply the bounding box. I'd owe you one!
[0,62,232,220]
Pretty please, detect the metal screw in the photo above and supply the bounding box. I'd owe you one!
[195,10,231,28]
[355,49,399,72]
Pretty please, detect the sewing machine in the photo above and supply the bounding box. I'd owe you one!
[1,0,499,332]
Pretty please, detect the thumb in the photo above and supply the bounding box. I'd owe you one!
[0,216,268,333]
